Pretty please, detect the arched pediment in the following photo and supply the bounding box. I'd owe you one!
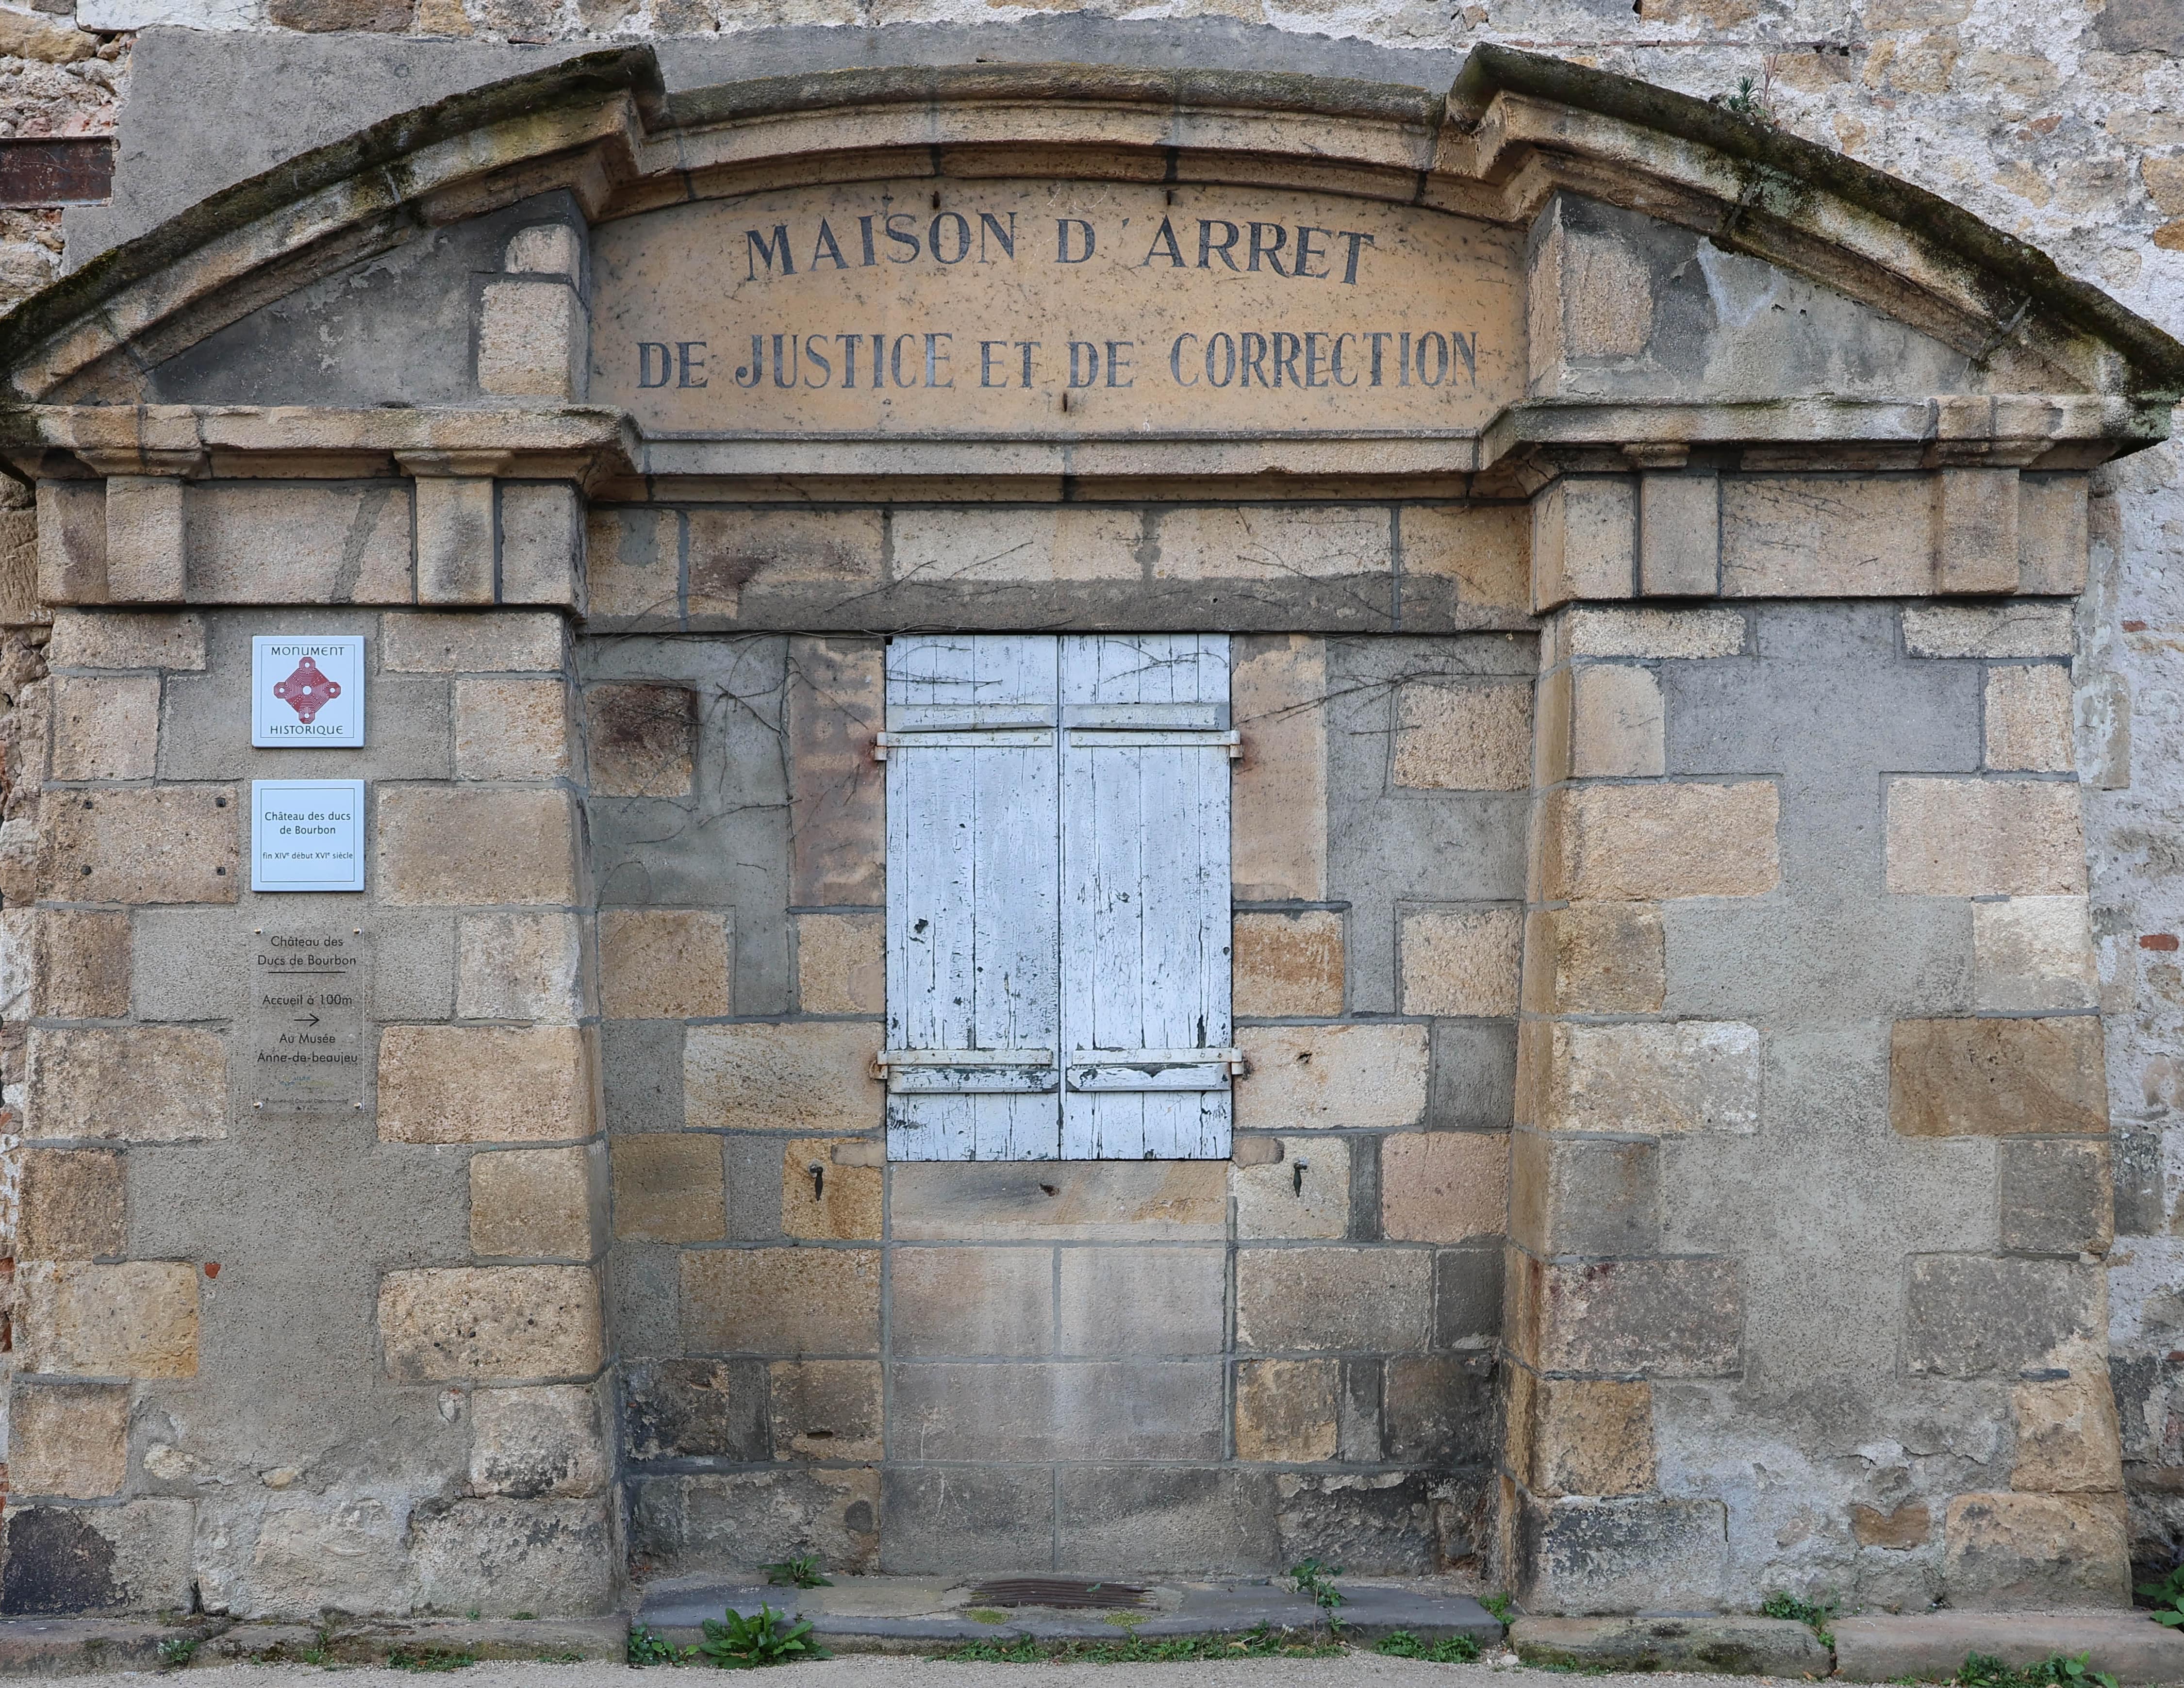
[0,43,2177,485]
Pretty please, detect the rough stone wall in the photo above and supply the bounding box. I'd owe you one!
[580,519,1534,1578]
[0,20,128,314]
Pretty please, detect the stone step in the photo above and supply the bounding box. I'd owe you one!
[635,1573,1504,1653]
[0,1615,629,1675]
[1833,1612,2184,1684]
[1511,1614,1831,1676]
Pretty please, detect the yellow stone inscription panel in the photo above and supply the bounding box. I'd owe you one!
[591,181,1525,437]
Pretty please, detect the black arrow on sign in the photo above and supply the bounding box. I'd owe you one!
[294,1014,320,1027]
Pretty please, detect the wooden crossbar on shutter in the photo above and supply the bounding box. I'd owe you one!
[1059,634,1234,1160]
[882,635,1063,1161]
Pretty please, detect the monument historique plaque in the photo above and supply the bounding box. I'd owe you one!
[591,181,1525,437]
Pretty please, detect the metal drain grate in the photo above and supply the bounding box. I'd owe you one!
[966,1577,1152,1610]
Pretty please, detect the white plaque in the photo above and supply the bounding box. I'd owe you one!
[252,635,364,747]
[252,779,365,893]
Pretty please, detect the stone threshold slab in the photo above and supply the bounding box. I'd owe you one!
[636,1574,1503,1650]
[1833,1613,2184,1684]
[0,1615,629,1676]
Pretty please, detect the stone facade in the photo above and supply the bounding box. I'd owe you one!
[0,20,2175,1624]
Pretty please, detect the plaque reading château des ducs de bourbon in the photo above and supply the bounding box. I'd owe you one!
[592,182,1525,436]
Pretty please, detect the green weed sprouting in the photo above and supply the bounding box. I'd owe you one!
[1376,1629,1483,1662]
[697,1605,830,1670]
[761,1556,833,1590]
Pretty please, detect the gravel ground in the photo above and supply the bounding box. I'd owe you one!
[56,1659,1822,1688]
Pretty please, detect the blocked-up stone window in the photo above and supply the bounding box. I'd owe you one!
[880,633,1236,1161]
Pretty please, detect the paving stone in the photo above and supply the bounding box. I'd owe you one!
[1513,1615,1829,1674]
[1834,1612,2184,1681]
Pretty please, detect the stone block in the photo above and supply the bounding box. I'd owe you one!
[1887,778,2085,896]
[1236,1246,1433,1353]
[1975,895,2097,1011]
[1834,1613,2184,1684]
[1232,634,1328,900]
[887,505,1136,590]
[1515,1494,1729,1615]
[1399,905,1522,1017]
[585,683,695,798]
[1985,665,2073,773]
[379,1025,594,1144]
[478,279,581,399]
[378,1264,603,1382]
[1941,1491,2129,1608]
[1236,1024,1428,1132]
[1528,1256,1742,1377]
[37,907,132,1019]
[1903,1256,2103,1377]
[471,1144,596,1260]
[1274,1469,1440,1573]
[600,908,730,1020]
[377,786,579,906]
[1391,680,1532,791]
[1437,1246,1504,1348]
[1535,662,1572,788]
[881,1465,1051,1573]
[28,1026,227,1142]
[623,1357,769,1460]
[685,1022,881,1134]
[0,503,35,628]
[16,1148,125,1259]
[1233,1135,1350,1239]
[2000,1139,2113,1255]
[186,481,412,604]
[890,1160,1225,1240]
[1057,1465,1282,1576]
[1385,1352,1494,1464]
[36,480,107,604]
[0,1499,194,1618]
[891,1245,1053,1357]
[781,1137,881,1241]
[1936,467,2021,594]
[1542,1020,1761,1134]
[1381,1131,1508,1243]
[680,1248,880,1356]
[1058,1246,1226,1356]
[1508,1132,1659,1257]
[411,1497,614,1617]
[14,1259,199,1377]
[1513,1616,1828,1675]
[9,1380,128,1497]
[505,224,579,276]
[585,506,679,624]
[795,911,882,1014]
[787,638,883,906]
[644,1468,879,1576]
[2013,1366,2123,1493]
[456,910,585,1024]
[381,611,565,673]
[1513,1372,1655,1497]
[1721,475,1930,596]
[889,1360,1223,1460]
[769,1359,883,1460]
[1236,1358,1340,1461]
[470,1383,606,1498]
[1523,902,1665,1014]
[1639,471,1721,597]
[613,1134,725,1244]
[2018,475,2090,595]
[1534,478,1636,609]
[454,677,569,779]
[1539,782,1779,900]
[1571,664,1665,778]
[499,483,583,608]
[688,508,886,616]
[102,476,186,604]
[50,674,159,780]
[1852,1501,1931,1548]
[47,611,205,672]
[1902,602,2074,659]
[1233,910,1344,1017]
[1566,606,1745,659]
[1401,503,1532,615]
[1153,505,1390,583]
[1888,1017,2106,1136]
[43,786,240,903]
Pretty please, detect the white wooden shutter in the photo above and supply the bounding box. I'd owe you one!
[1059,634,1235,1159]
[881,635,1062,1161]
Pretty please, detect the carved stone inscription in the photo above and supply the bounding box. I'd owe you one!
[250,929,367,1113]
[592,181,1526,436]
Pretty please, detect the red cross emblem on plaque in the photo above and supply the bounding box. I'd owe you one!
[273,657,341,724]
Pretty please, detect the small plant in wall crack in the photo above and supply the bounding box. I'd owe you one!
[627,1623,696,1667]
[1958,1653,2119,1688]
[698,1605,831,1669]
[2140,1563,2184,1625]
[762,1555,833,1589]
[1760,1589,1840,1649]
[1713,57,1781,125]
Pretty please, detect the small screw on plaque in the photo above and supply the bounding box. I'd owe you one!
[809,1164,825,1202]
[1293,1159,1308,1197]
